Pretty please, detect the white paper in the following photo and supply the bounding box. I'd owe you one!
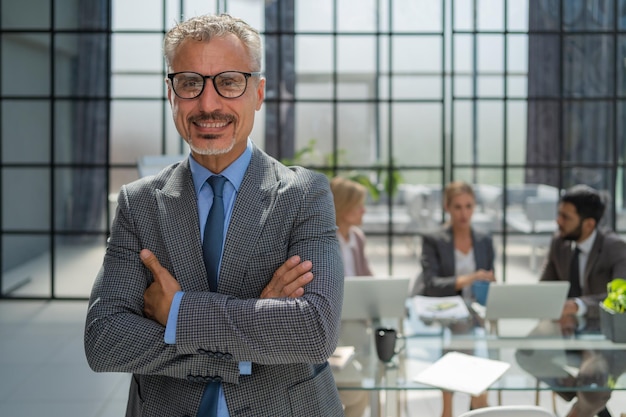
[412,295,471,321]
[413,351,510,396]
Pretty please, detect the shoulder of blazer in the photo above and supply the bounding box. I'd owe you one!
[471,228,493,246]
[425,226,452,242]
[122,157,191,199]
[249,144,328,193]
[593,229,626,253]
[422,227,454,254]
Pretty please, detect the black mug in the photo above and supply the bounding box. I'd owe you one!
[375,327,404,362]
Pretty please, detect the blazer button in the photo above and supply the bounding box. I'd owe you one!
[224,353,233,361]
[215,352,224,359]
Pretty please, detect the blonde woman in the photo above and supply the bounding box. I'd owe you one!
[331,176,374,277]
[331,176,373,417]
[411,181,496,417]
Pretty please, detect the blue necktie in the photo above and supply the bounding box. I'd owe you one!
[203,175,226,292]
[198,175,226,417]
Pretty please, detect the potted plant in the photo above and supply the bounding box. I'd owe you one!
[599,278,626,343]
[281,139,403,203]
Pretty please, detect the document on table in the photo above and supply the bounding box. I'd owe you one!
[412,295,470,321]
[413,351,511,396]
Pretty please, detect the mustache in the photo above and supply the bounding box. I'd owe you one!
[189,111,235,124]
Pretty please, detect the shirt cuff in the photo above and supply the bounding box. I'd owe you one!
[164,291,184,344]
[239,361,251,375]
[164,292,251,376]
[574,297,587,317]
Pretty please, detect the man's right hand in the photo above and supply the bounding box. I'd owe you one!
[261,255,313,299]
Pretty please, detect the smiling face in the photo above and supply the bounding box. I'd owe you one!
[167,34,265,172]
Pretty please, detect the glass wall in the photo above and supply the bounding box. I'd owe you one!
[2,0,626,299]
[1,0,110,298]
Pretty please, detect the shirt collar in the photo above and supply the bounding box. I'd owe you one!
[188,139,253,196]
[575,228,597,254]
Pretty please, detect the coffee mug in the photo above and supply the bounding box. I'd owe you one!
[472,280,491,306]
[374,327,404,362]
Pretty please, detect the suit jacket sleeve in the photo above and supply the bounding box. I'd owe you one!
[418,232,459,296]
[539,233,563,283]
[581,232,626,318]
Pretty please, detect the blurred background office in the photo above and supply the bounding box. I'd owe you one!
[2,0,626,299]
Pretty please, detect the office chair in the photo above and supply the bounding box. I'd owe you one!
[457,404,557,417]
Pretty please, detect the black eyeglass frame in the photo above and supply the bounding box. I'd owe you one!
[167,70,262,99]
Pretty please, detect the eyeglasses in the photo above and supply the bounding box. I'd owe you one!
[167,71,262,99]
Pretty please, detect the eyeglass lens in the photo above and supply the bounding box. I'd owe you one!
[171,72,249,99]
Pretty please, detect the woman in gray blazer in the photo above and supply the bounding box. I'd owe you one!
[412,181,496,417]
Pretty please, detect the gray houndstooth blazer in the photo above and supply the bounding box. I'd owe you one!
[84,144,345,417]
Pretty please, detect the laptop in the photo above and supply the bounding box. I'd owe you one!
[483,281,571,320]
[341,276,411,320]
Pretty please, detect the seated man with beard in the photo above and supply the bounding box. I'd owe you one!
[516,184,626,417]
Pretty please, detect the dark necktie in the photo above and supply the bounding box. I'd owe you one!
[203,175,227,292]
[198,175,227,417]
[568,246,582,298]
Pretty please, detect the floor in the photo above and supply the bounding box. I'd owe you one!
[1,239,625,416]
[0,300,129,417]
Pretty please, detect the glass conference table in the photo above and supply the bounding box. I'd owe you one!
[332,303,626,417]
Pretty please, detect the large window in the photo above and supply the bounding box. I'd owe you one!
[1,0,110,298]
[3,0,626,299]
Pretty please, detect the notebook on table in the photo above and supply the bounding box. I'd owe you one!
[341,276,411,320]
[482,281,571,320]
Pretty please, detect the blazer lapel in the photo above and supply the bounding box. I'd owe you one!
[155,158,209,292]
[471,230,487,269]
[583,231,604,289]
[218,147,280,296]
[442,227,456,275]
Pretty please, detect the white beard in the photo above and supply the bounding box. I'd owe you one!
[187,136,235,156]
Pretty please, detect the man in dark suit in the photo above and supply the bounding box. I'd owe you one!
[84,14,344,417]
[540,184,626,320]
[518,184,626,417]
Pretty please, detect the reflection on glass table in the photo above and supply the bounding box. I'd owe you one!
[332,303,626,417]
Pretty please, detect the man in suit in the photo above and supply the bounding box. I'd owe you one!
[540,184,626,320]
[84,14,344,417]
[517,184,626,417]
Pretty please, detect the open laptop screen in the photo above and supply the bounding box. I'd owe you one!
[484,282,570,320]
[341,276,411,320]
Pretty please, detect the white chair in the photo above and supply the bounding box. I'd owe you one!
[458,404,557,417]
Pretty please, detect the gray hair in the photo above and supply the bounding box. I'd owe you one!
[164,14,262,72]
